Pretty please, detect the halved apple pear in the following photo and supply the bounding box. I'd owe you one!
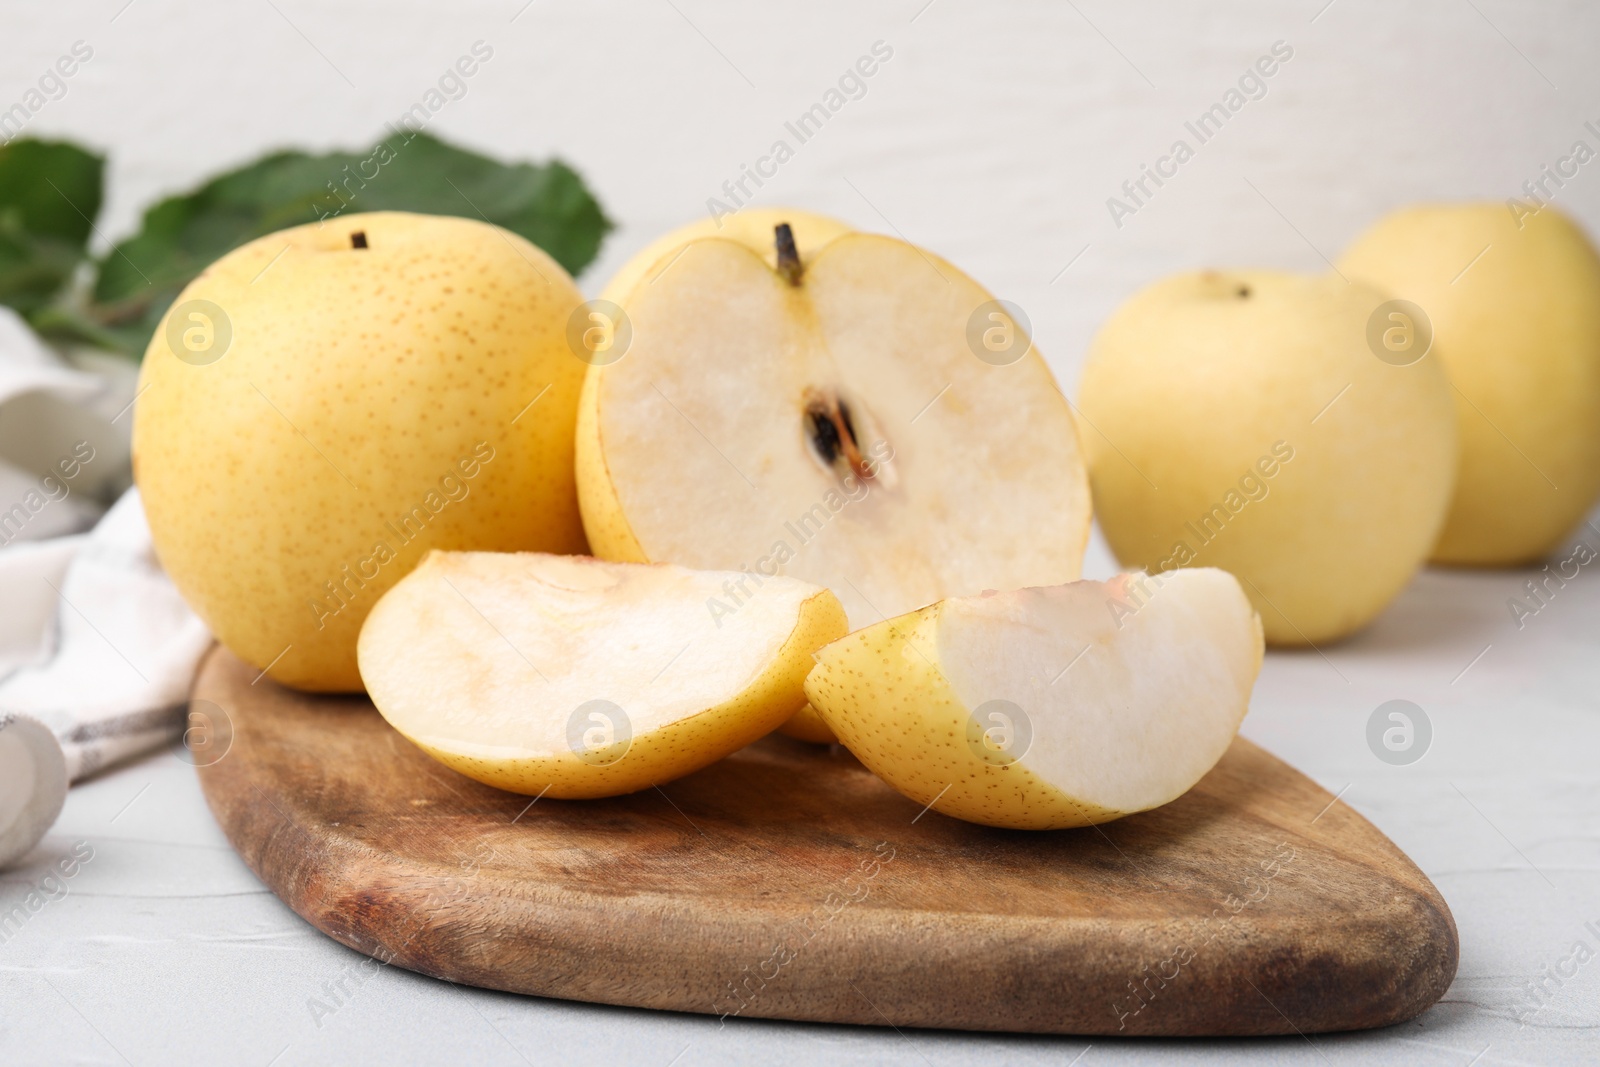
[577,222,1091,741]
[357,551,846,798]
[803,568,1264,830]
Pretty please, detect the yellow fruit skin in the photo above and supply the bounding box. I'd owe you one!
[134,212,589,692]
[396,588,849,799]
[804,606,1120,831]
[776,703,837,744]
[578,208,854,738]
[574,365,648,563]
[1077,271,1457,646]
[1340,204,1600,565]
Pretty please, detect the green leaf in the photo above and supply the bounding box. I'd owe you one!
[0,139,104,318]
[91,132,611,358]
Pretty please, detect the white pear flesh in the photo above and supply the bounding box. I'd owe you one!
[358,551,847,798]
[804,568,1264,830]
[592,209,857,746]
[577,231,1091,632]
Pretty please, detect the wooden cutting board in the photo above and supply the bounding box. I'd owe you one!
[192,645,1456,1036]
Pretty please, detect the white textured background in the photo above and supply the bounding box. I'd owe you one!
[7,3,1600,1066]
[12,0,1600,395]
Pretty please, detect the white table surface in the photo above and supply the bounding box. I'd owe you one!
[7,1,1600,1063]
[4,521,1598,1067]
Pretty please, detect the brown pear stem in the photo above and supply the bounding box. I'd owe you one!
[774,223,802,286]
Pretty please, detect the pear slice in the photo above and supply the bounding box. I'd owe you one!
[577,227,1091,647]
[803,568,1264,830]
[357,551,846,798]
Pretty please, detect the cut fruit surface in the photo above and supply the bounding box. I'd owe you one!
[357,551,846,798]
[804,568,1264,830]
[576,226,1091,639]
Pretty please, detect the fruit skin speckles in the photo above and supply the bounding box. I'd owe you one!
[134,212,589,692]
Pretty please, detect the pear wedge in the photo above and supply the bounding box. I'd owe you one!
[358,551,846,798]
[804,569,1264,830]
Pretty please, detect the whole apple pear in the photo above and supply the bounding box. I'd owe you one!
[1339,203,1600,565]
[133,211,588,691]
[1078,271,1456,646]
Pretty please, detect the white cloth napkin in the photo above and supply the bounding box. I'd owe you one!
[0,490,213,866]
[0,306,211,868]
[0,306,128,541]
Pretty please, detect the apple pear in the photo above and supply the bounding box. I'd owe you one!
[134,211,588,691]
[575,219,1092,742]
[1077,271,1457,645]
[1339,203,1600,564]
[357,551,847,798]
[803,569,1264,830]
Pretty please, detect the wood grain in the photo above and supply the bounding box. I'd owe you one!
[192,645,1456,1035]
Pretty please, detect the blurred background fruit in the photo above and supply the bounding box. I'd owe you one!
[1340,203,1600,565]
[1078,270,1457,645]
